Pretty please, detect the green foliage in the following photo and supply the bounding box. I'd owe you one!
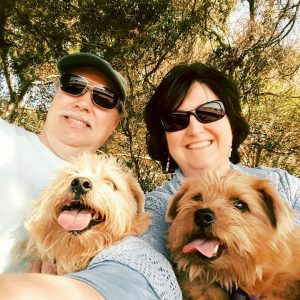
[0,0,299,190]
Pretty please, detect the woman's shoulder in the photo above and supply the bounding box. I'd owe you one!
[233,163,300,210]
[233,163,298,183]
[146,169,183,198]
[145,169,183,212]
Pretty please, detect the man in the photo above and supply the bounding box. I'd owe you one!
[0,53,181,299]
[0,53,126,273]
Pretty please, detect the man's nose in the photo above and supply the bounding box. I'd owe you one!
[75,89,93,111]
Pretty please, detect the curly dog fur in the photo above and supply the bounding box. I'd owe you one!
[24,153,151,275]
[166,170,300,300]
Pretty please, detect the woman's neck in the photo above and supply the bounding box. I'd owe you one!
[182,161,231,179]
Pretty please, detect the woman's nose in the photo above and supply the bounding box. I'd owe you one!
[185,114,205,135]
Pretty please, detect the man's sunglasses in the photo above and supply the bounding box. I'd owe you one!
[161,100,225,132]
[59,73,120,110]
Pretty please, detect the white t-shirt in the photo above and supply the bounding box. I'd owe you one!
[0,118,65,272]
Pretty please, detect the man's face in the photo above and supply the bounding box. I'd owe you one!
[41,66,122,156]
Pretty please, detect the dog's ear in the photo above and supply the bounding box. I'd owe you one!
[127,174,145,213]
[258,188,277,228]
[255,178,292,231]
[166,185,187,222]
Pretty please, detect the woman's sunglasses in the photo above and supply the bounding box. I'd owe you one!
[161,100,225,132]
[59,73,120,110]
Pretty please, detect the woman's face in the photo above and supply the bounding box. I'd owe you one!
[166,81,233,178]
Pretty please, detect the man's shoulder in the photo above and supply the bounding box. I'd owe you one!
[0,118,32,138]
[0,118,14,131]
[0,117,16,129]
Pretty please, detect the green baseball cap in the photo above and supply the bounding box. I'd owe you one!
[57,53,127,103]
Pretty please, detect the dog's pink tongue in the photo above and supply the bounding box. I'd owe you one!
[57,209,91,231]
[182,239,220,258]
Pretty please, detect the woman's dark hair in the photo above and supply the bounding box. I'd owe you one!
[145,62,249,173]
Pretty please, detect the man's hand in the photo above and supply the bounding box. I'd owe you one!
[30,259,57,275]
[0,273,104,300]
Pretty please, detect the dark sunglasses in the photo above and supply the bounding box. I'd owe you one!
[59,73,120,110]
[161,100,225,132]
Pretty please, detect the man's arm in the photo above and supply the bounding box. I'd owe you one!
[0,261,159,300]
[0,273,104,300]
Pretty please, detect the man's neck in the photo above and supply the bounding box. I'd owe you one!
[37,130,94,161]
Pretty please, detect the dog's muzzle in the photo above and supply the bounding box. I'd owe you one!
[194,208,215,227]
[57,177,105,233]
[71,177,92,199]
[181,208,224,260]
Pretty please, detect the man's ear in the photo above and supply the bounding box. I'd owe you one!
[110,114,123,131]
[114,115,122,126]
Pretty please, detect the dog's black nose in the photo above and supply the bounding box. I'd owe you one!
[71,177,92,197]
[194,208,215,227]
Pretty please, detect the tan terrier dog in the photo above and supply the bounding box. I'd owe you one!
[24,153,151,275]
[166,170,300,300]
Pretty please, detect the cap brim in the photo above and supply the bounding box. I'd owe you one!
[57,53,126,101]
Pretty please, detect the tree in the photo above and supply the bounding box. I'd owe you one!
[1,0,299,189]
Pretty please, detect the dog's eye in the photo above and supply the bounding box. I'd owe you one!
[233,198,249,212]
[104,179,117,190]
[111,182,117,190]
[192,194,202,201]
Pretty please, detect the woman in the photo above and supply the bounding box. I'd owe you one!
[143,62,300,299]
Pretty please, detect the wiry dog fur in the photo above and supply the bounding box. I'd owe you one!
[24,153,151,275]
[166,170,300,300]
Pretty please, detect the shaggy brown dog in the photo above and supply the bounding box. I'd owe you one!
[166,170,300,300]
[24,153,151,275]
